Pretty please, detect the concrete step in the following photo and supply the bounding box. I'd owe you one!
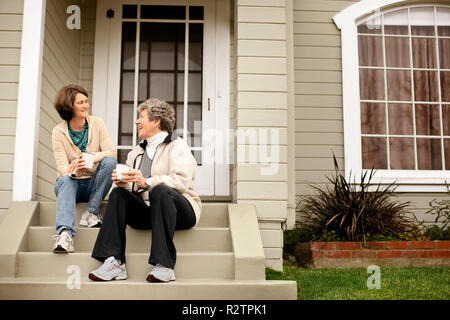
[16,252,234,280]
[26,226,232,253]
[0,277,297,300]
[38,202,229,228]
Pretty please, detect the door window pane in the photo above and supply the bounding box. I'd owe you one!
[150,42,175,70]
[189,6,204,20]
[187,24,203,149]
[150,73,174,102]
[141,5,185,20]
[123,5,137,19]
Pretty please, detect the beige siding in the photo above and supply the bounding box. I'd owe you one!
[293,0,449,224]
[0,0,23,221]
[36,0,94,201]
[293,0,354,216]
[80,0,96,98]
[234,0,290,270]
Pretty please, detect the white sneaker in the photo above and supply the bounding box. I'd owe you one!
[89,256,128,281]
[79,210,102,228]
[146,264,176,282]
[52,230,74,253]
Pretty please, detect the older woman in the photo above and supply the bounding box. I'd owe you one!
[89,98,201,282]
[52,84,117,253]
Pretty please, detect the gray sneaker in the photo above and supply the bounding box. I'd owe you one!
[79,210,102,228]
[89,256,128,281]
[146,264,176,282]
[52,230,74,253]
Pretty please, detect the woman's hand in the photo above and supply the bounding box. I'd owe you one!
[121,169,147,189]
[112,169,128,188]
[67,154,86,177]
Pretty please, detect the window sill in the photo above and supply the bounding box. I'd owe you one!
[349,169,450,192]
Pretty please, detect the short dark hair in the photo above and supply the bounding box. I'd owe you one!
[53,85,88,121]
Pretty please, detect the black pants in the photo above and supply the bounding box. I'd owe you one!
[91,184,196,269]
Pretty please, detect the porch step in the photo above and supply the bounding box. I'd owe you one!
[16,252,234,280]
[38,202,229,228]
[0,201,298,299]
[26,226,231,252]
[0,278,296,300]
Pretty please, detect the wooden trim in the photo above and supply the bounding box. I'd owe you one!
[12,0,46,201]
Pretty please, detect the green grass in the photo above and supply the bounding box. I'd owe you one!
[266,264,450,300]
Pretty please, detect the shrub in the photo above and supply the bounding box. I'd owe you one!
[296,155,415,243]
[426,184,450,230]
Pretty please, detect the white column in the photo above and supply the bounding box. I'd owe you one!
[12,0,46,201]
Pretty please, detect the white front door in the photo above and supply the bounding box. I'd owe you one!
[93,0,230,195]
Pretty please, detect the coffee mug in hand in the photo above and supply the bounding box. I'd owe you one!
[116,164,131,181]
[82,152,95,169]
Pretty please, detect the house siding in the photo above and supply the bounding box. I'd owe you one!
[293,0,448,225]
[36,0,94,201]
[0,0,23,222]
[234,0,290,270]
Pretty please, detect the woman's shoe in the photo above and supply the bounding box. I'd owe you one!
[89,256,128,281]
[146,264,176,282]
[79,210,102,227]
[52,230,74,253]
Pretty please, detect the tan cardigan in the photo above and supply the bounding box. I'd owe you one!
[121,133,202,225]
[52,116,116,179]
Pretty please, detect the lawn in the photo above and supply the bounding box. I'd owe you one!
[266,264,450,300]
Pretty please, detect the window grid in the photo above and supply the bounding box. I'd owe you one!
[358,5,449,171]
[117,4,204,163]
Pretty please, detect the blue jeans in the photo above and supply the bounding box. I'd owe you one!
[54,157,117,236]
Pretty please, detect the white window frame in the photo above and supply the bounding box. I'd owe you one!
[334,0,450,192]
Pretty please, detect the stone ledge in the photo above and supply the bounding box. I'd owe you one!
[286,241,450,268]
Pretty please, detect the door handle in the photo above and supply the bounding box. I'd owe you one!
[208,98,211,111]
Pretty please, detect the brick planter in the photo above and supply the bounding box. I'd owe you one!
[286,241,450,268]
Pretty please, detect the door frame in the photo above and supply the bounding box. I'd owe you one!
[92,0,230,196]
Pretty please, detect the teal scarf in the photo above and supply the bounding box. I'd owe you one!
[68,120,89,152]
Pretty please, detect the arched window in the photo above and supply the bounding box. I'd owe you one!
[334,1,450,191]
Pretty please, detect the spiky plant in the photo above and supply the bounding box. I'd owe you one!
[297,155,414,243]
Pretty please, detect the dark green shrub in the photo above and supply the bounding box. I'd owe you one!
[426,184,450,230]
[424,225,450,240]
[296,155,415,243]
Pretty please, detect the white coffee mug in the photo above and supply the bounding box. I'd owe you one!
[116,164,131,181]
[82,152,95,169]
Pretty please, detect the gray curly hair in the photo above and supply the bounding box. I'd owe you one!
[138,98,176,133]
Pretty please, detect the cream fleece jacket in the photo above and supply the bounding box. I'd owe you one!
[120,132,202,225]
[52,116,116,179]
